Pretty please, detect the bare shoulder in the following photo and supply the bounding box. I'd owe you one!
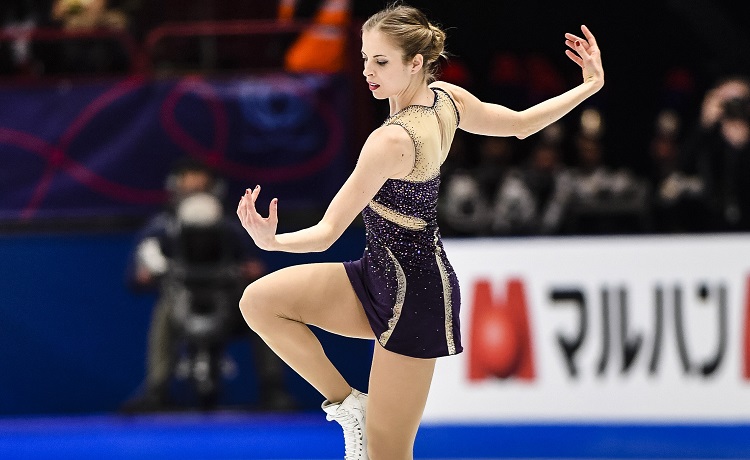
[357,124,415,177]
[429,81,473,117]
[429,80,461,95]
[364,124,414,156]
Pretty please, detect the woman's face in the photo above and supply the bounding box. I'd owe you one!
[361,29,420,100]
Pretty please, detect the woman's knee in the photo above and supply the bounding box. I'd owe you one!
[238,280,274,331]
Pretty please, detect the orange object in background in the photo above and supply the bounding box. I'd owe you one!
[277,0,297,22]
[279,0,350,73]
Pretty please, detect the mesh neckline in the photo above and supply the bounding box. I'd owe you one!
[385,87,439,120]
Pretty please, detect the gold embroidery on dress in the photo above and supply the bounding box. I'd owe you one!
[434,231,456,355]
[385,89,458,184]
[379,247,407,347]
[371,89,460,354]
[368,200,427,231]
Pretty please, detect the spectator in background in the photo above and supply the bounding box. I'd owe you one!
[440,125,575,237]
[489,124,574,235]
[681,76,750,231]
[648,109,704,232]
[0,1,40,75]
[488,139,535,235]
[122,159,295,412]
[439,135,521,235]
[472,136,519,234]
[438,131,491,236]
[567,108,649,234]
[520,125,575,235]
[49,0,129,74]
[51,0,127,30]
[474,134,516,200]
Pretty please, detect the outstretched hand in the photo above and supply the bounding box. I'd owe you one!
[237,185,278,251]
[565,25,604,90]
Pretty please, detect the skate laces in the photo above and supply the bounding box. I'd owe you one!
[328,407,365,459]
[324,392,367,460]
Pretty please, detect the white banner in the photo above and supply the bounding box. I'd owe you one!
[424,234,750,422]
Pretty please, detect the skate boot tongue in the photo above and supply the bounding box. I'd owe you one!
[321,389,369,460]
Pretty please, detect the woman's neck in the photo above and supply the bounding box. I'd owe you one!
[389,79,433,115]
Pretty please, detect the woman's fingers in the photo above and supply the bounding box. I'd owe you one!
[581,25,597,47]
[239,196,251,222]
[269,198,278,222]
[238,191,256,217]
[241,187,274,221]
[565,49,584,68]
[243,187,259,212]
[564,26,602,86]
[565,33,589,50]
[238,185,277,235]
[564,30,592,69]
[565,39,587,54]
[564,36,590,68]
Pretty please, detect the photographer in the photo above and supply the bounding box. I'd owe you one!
[123,159,295,412]
[681,76,750,231]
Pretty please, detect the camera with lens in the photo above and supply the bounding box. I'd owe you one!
[722,96,750,121]
[167,192,243,408]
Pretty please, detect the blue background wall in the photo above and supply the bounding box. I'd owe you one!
[0,228,370,416]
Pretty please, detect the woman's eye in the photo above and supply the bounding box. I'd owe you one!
[377,61,387,66]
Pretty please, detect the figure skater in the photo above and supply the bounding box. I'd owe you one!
[237,4,603,459]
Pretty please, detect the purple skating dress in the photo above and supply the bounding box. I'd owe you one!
[343,87,462,359]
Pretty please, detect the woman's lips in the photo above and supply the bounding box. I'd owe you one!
[368,82,380,91]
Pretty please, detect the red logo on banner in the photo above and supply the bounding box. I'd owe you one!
[744,276,750,380]
[469,279,535,381]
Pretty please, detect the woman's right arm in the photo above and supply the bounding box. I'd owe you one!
[237,124,414,253]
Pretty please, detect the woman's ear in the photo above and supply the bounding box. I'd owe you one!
[411,54,424,74]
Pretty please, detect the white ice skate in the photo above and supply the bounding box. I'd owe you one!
[321,388,369,460]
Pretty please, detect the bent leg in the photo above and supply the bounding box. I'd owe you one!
[239,263,374,403]
[366,345,436,460]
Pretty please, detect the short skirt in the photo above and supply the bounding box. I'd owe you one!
[342,247,462,359]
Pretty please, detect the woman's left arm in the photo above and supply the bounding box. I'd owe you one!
[435,25,604,139]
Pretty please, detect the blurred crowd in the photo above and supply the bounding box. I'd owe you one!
[438,72,750,236]
[0,0,343,76]
[2,1,749,239]
[0,0,137,75]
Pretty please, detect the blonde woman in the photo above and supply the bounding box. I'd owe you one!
[237,4,603,459]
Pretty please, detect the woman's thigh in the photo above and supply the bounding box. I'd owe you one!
[243,262,375,340]
[366,344,436,458]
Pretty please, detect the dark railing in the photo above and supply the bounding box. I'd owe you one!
[0,28,148,76]
[0,20,320,79]
[144,19,312,74]
[144,19,309,54]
